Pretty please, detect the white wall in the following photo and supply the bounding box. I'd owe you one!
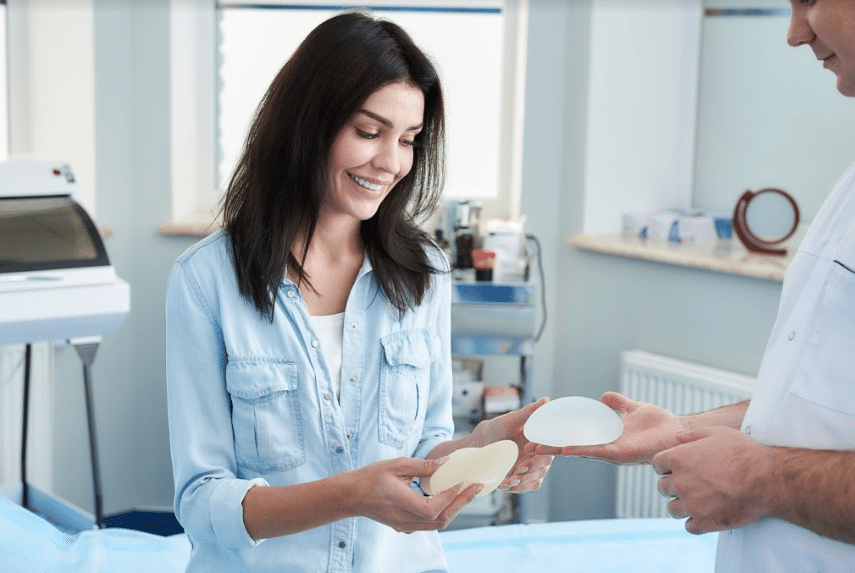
[522,0,784,523]
[582,0,701,234]
[8,0,97,214]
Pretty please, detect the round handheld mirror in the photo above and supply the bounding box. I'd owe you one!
[523,396,623,447]
[732,187,800,256]
[427,440,519,497]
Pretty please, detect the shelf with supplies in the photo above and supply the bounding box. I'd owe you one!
[567,233,801,282]
[449,279,538,529]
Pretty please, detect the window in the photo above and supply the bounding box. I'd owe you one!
[168,0,528,228]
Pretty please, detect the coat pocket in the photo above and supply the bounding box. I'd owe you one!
[790,254,855,419]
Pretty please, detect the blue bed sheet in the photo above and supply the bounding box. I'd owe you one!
[441,518,718,572]
[0,495,190,573]
[1,493,717,572]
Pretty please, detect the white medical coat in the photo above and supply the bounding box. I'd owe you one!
[715,161,855,571]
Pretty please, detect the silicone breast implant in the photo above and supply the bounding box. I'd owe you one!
[428,440,519,496]
[523,396,623,447]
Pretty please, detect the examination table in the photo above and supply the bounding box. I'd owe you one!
[0,494,717,572]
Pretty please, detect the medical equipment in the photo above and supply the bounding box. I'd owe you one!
[0,160,129,344]
[0,160,131,528]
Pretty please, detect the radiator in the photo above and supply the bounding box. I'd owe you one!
[615,350,755,519]
[0,343,53,492]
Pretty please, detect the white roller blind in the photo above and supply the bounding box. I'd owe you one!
[0,2,7,163]
[217,2,505,200]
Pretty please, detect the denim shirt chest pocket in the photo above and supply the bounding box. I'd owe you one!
[226,358,306,473]
[378,330,433,448]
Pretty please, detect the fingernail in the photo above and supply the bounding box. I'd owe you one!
[520,467,530,473]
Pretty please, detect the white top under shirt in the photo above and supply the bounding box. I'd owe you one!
[309,312,345,399]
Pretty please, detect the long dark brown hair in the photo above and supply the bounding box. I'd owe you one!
[221,10,446,321]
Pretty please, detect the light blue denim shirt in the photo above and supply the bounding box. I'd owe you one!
[166,230,454,573]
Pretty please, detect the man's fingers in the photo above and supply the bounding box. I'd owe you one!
[600,392,635,415]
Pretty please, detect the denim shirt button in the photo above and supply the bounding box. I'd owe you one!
[338,541,347,549]
[335,446,344,454]
[346,433,354,440]
[286,289,296,298]
[323,393,332,401]
[351,323,358,331]
[311,339,320,348]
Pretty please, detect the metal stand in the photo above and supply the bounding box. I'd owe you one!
[21,343,32,511]
[74,339,103,529]
[19,339,104,529]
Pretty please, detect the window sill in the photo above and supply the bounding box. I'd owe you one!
[566,233,801,282]
[157,213,221,238]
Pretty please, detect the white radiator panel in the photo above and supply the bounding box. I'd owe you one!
[0,343,53,492]
[616,350,754,519]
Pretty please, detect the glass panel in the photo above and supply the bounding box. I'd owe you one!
[0,196,107,271]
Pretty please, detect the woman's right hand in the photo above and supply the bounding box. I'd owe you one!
[525,391,685,465]
[348,457,482,533]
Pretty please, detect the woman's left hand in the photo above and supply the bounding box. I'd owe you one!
[474,397,554,493]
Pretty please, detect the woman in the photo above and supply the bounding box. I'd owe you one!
[166,11,552,572]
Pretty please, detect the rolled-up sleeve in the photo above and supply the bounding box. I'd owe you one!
[166,258,267,549]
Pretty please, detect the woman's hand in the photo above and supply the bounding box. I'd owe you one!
[525,392,684,465]
[348,457,482,533]
[473,397,554,493]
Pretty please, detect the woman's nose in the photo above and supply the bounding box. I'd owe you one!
[372,140,403,175]
[787,4,814,47]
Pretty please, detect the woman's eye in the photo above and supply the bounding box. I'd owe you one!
[357,128,379,139]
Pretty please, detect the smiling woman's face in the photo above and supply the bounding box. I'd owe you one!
[323,81,425,225]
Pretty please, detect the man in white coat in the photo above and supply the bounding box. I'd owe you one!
[529,1,855,571]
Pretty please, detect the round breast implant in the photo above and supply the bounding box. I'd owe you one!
[523,396,623,447]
